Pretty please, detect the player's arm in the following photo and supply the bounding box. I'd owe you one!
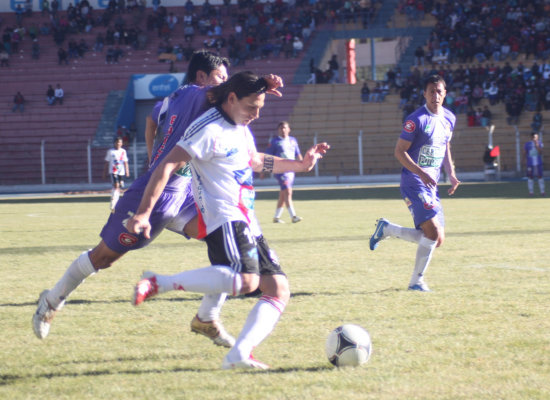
[251,143,330,174]
[145,115,158,162]
[125,146,191,238]
[124,160,130,177]
[442,142,460,195]
[394,138,436,189]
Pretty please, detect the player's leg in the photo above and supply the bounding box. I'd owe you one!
[110,175,121,210]
[527,167,534,195]
[33,188,182,339]
[369,218,424,250]
[537,165,545,195]
[33,240,124,339]
[133,221,260,305]
[407,188,445,292]
[166,199,235,347]
[273,174,286,223]
[285,173,301,223]
[223,235,288,370]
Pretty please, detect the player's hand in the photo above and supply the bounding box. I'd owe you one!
[264,74,284,97]
[301,142,330,171]
[124,214,152,239]
[418,169,437,189]
[447,174,461,196]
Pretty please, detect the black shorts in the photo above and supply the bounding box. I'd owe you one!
[110,174,125,187]
[205,221,285,276]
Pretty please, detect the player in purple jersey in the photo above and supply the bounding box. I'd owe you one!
[265,121,304,223]
[369,75,460,292]
[32,51,231,340]
[524,132,545,196]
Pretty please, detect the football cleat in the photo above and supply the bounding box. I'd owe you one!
[369,218,389,251]
[190,315,236,348]
[133,271,159,306]
[291,216,303,223]
[33,290,64,339]
[408,282,431,292]
[221,354,270,370]
[273,217,285,223]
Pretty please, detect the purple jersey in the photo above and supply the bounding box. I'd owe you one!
[266,135,301,160]
[266,135,301,189]
[150,100,163,123]
[400,105,455,187]
[524,140,543,167]
[131,84,210,192]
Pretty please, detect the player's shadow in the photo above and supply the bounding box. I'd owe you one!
[5,288,402,309]
[1,358,334,386]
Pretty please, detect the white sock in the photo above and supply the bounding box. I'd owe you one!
[385,222,423,244]
[287,205,296,218]
[538,178,545,194]
[110,189,120,209]
[410,236,437,286]
[154,265,242,296]
[528,178,534,194]
[46,251,97,309]
[197,293,227,321]
[226,295,286,361]
[274,207,283,218]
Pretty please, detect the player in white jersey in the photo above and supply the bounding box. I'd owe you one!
[126,71,330,369]
[103,137,129,210]
[369,75,460,292]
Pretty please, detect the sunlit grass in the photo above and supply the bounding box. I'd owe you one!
[1,182,548,399]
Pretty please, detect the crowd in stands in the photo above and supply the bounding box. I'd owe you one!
[5,0,550,135]
[395,60,550,127]
[1,0,382,72]
[394,0,550,127]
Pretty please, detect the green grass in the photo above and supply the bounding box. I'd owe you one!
[1,182,549,399]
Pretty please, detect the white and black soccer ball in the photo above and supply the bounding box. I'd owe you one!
[325,324,372,367]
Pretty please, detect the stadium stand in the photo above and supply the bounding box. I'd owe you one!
[1,0,547,186]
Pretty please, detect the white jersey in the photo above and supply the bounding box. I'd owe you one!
[177,107,260,238]
[105,148,128,176]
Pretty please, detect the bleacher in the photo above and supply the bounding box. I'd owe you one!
[1,2,542,186]
[0,5,306,185]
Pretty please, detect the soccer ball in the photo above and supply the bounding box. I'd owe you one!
[325,324,372,367]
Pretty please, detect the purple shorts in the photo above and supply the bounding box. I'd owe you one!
[526,164,543,179]
[100,185,196,254]
[274,172,295,190]
[400,184,444,229]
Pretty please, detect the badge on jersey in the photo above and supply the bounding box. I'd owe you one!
[404,120,416,133]
[119,232,138,246]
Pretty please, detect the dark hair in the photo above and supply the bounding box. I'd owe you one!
[423,74,446,91]
[278,121,289,128]
[183,50,229,84]
[207,71,267,106]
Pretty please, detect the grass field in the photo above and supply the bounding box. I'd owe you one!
[1,182,549,399]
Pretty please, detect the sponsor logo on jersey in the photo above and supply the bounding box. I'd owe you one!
[404,120,416,133]
[119,232,139,246]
